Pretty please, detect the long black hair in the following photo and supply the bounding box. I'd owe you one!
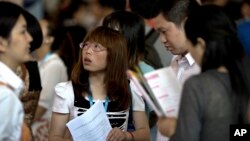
[185,5,250,123]
[103,11,145,69]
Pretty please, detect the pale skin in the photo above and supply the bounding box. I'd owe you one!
[49,42,150,141]
[0,15,33,71]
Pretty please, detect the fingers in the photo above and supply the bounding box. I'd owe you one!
[106,127,126,141]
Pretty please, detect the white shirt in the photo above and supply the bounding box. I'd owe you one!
[52,81,145,131]
[37,53,68,121]
[0,61,24,141]
[170,53,200,85]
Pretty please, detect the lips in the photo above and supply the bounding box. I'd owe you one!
[83,57,92,64]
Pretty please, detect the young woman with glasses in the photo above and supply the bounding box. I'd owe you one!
[49,26,149,141]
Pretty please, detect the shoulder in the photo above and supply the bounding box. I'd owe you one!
[55,81,74,99]
[184,70,229,94]
[186,70,221,83]
[129,81,145,111]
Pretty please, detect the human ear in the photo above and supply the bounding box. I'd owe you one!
[196,37,206,52]
[0,37,8,52]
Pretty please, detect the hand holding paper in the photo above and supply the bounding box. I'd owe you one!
[66,101,112,141]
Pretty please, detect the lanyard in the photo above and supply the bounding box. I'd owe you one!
[88,86,109,112]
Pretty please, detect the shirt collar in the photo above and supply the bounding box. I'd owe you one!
[174,52,196,66]
[185,53,196,66]
[0,61,24,95]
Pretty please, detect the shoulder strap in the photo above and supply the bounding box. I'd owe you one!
[0,81,14,91]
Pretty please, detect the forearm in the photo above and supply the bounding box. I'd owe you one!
[157,117,177,137]
[128,128,151,141]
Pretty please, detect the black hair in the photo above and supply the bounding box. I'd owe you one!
[151,0,199,27]
[185,5,250,123]
[23,11,43,52]
[0,1,23,38]
[103,11,145,69]
[129,0,160,19]
[0,1,42,52]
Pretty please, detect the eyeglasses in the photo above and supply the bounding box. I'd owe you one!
[79,42,107,52]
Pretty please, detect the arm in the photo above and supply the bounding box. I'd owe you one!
[157,117,177,137]
[106,111,150,141]
[48,112,72,141]
[131,111,151,141]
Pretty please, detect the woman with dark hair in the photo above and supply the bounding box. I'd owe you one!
[49,26,148,141]
[0,1,37,140]
[167,5,250,141]
[103,10,152,140]
[103,11,154,73]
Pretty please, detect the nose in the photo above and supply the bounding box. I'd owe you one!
[85,45,93,54]
[27,32,33,43]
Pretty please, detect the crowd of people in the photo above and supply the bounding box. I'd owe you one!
[0,0,250,141]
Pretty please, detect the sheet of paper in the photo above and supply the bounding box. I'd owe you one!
[128,70,164,116]
[144,67,182,117]
[66,101,112,141]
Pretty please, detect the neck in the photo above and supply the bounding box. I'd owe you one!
[89,72,105,85]
[217,65,228,73]
[0,57,18,72]
[35,46,51,61]
[88,72,106,99]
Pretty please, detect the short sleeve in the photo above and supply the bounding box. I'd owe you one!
[52,82,74,114]
[129,81,145,111]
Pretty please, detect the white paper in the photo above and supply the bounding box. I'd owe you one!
[128,70,163,116]
[144,67,182,117]
[66,101,112,141]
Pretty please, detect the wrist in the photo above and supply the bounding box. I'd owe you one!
[126,131,134,141]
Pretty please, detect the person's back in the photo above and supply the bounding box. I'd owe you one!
[172,70,235,141]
